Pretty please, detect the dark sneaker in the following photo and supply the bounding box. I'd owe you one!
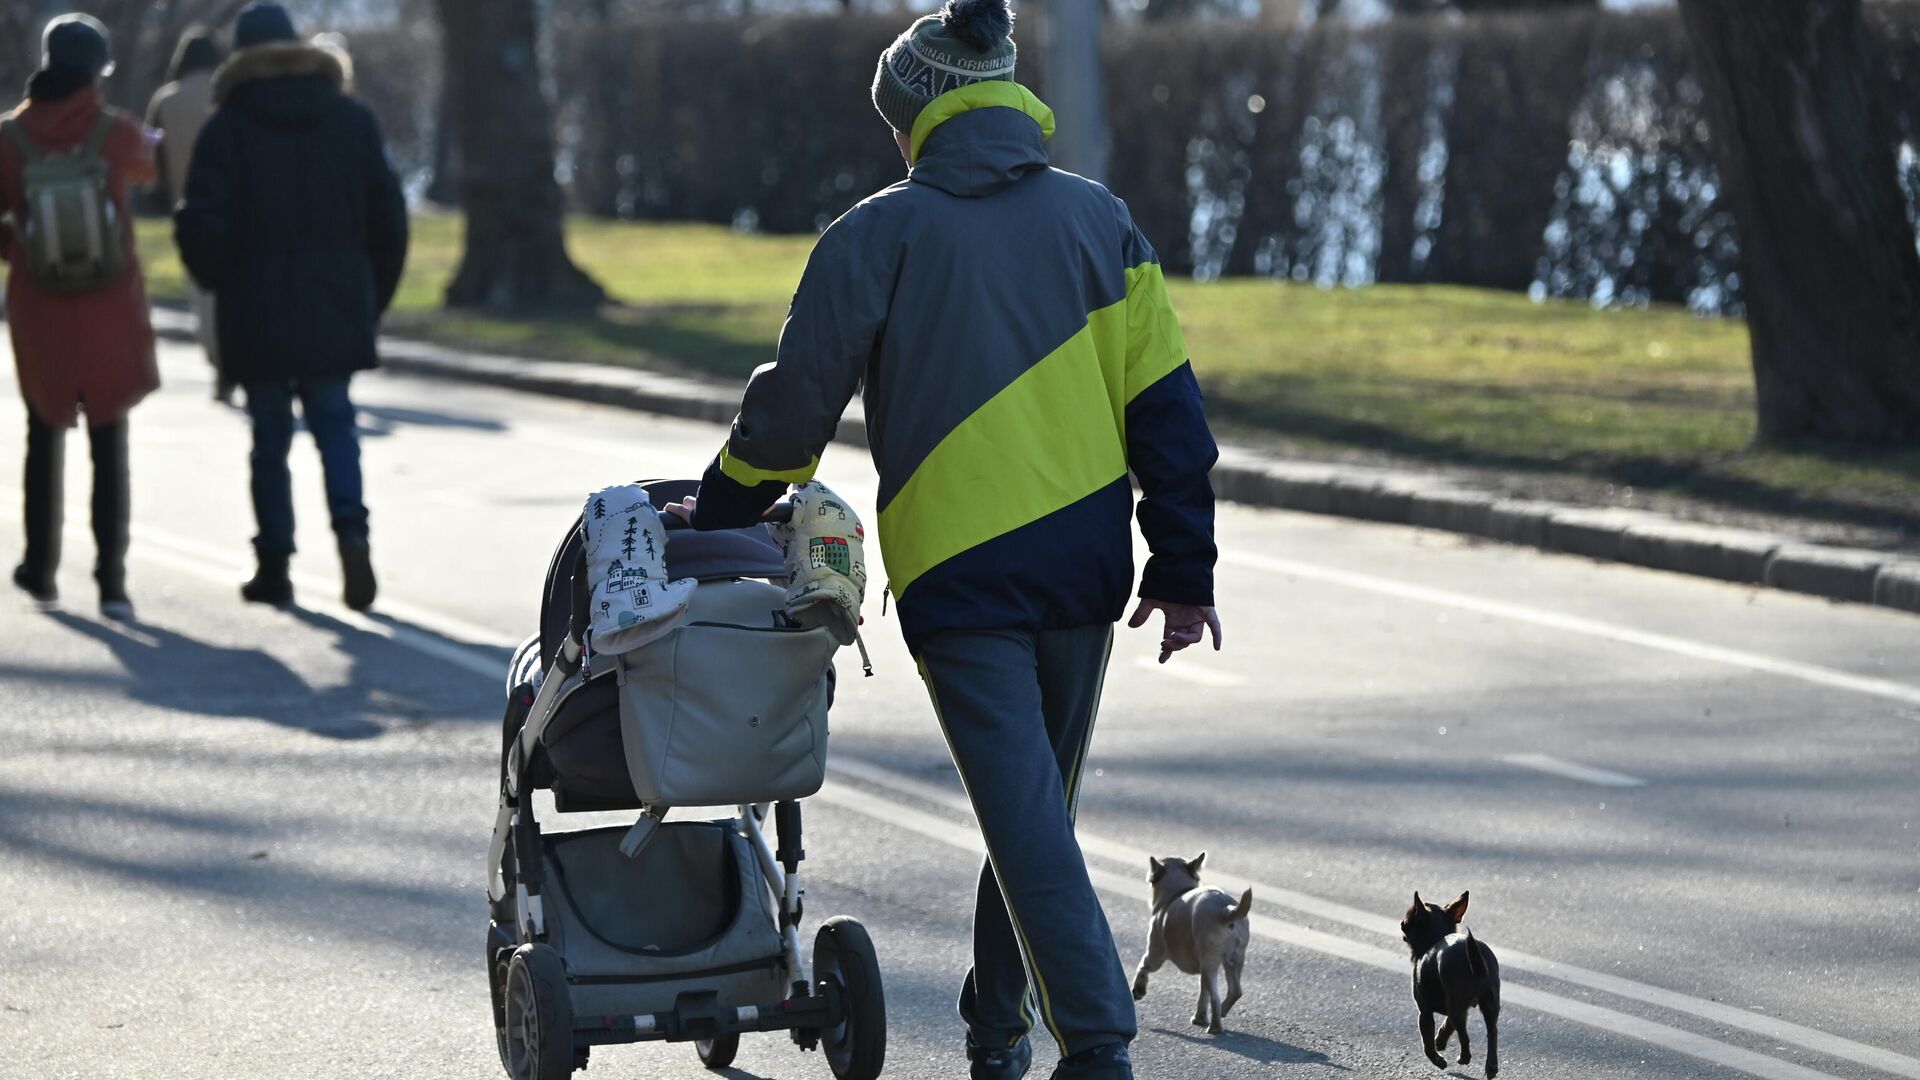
[969,1034,1033,1080]
[1051,1043,1132,1080]
[338,537,375,612]
[241,557,294,606]
[13,564,57,610]
[98,583,134,622]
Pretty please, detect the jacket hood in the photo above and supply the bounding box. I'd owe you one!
[9,84,107,143]
[213,41,346,127]
[908,82,1053,198]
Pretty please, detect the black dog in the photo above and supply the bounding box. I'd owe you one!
[1401,891,1501,1076]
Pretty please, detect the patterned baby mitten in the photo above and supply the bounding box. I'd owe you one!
[582,484,695,655]
[774,481,868,647]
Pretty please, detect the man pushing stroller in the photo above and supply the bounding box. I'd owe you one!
[673,1,1222,1076]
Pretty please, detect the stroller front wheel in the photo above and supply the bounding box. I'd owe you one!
[504,943,575,1080]
[696,1033,740,1069]
[814,916,886,1080]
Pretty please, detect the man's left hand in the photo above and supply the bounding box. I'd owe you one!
[1128,599,1224,664]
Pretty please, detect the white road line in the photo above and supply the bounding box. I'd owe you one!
[125,523,515,677]
[1222,550,1920,710]
[1502,753,1647,788]
[105,518,1920,1080]
[814,782,1848,1080]
[1130,655,1246,687]
[829,756,1920,1080]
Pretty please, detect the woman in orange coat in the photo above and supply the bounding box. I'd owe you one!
[0,15,159,620]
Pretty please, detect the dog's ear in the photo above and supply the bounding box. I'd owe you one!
[1445,891,1470,923]
[1189,852,1207,875]
[1148,857,1164,883]
[1412,891,1423,911]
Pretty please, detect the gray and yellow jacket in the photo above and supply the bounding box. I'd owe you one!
[692,83,1217,649]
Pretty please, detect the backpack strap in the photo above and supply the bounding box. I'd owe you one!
[0,119,41,165]
[80,111,116,159]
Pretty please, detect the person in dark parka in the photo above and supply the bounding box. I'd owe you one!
[175,2,407,610]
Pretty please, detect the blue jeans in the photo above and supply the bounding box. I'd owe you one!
[244,377,366,557]
[917,624,1135,1060]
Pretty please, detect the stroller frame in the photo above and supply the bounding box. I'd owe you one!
[485,489,884,1080]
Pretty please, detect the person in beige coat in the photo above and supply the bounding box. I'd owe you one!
[145,27,225,401]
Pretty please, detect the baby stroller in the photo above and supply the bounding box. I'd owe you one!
[486,478,886,1080]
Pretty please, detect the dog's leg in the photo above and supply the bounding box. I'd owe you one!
[1435,1016,1455,1051]
[1450,1009,1472,1066]
[1192,979,1212,1030]
[1221,952,1244,1018]
[1132,932,1166,1002]
[1481,995,1501,1078]
[1419,1012,1447,1070]
[1203,969,1225,1035]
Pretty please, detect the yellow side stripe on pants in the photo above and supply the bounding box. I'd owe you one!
[918,658,1072,1056]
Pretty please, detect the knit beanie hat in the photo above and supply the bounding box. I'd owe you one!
[872,0,1017,137]
[234,3,299,49]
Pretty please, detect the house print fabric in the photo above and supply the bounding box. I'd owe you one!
[775,481,868,647]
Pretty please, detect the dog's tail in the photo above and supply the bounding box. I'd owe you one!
[1225,887,1254,925]
[1465,929,1490,978]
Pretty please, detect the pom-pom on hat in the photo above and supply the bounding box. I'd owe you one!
[872,0,1017,139]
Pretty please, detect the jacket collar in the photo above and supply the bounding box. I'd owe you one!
[908,82,1055,198]
[213,41,346,104]
[909,82,1054,164]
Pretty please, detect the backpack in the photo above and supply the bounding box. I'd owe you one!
[2,112,127,294]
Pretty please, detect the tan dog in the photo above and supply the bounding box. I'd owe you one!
[1131,852,1253,1034]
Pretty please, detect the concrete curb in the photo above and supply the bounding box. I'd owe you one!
[151,310,1920,618]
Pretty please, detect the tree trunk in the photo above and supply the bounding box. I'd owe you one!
[424,77,461,207]
[434,0,604,312]
[1374,18,1430,283]
[1679,0,1920,443]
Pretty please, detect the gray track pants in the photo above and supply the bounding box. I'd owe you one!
[916,624,1136,1059]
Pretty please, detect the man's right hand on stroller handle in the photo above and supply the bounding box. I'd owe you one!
[660,497,794,530]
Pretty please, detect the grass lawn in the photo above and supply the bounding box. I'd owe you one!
[131,215,1920,531]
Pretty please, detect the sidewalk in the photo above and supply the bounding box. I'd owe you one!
[150,308,1920,619]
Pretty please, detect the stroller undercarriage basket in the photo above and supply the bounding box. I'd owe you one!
[486,479,886,1080]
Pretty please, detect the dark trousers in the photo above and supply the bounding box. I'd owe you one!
[20,409,128,591]
[917,624,1135,1060]
[244,377,367,558]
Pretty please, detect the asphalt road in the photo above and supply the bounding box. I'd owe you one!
[2,339,1916,1080]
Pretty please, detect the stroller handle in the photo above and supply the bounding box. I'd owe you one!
[657,501,795,531]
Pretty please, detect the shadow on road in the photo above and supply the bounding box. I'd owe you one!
[356,403,508,437]
[1150,1026,1350,1069]
[37,605,503,739]
[45,610,384,739]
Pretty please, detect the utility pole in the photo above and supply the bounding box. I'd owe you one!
[1041,0,1108,181]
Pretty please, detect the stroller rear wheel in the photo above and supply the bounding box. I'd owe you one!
[488,924,516,1072]
[504,943,575,1080]
[814,917,886,1080]
[696,1033,740,1069]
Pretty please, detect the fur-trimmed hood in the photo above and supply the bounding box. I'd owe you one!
[213,40,348,105]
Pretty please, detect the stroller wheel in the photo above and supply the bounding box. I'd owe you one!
[696,1033,740,1069]
[504,943,575,1080]
[814,917,886,1080]
[487,924,516,1072]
